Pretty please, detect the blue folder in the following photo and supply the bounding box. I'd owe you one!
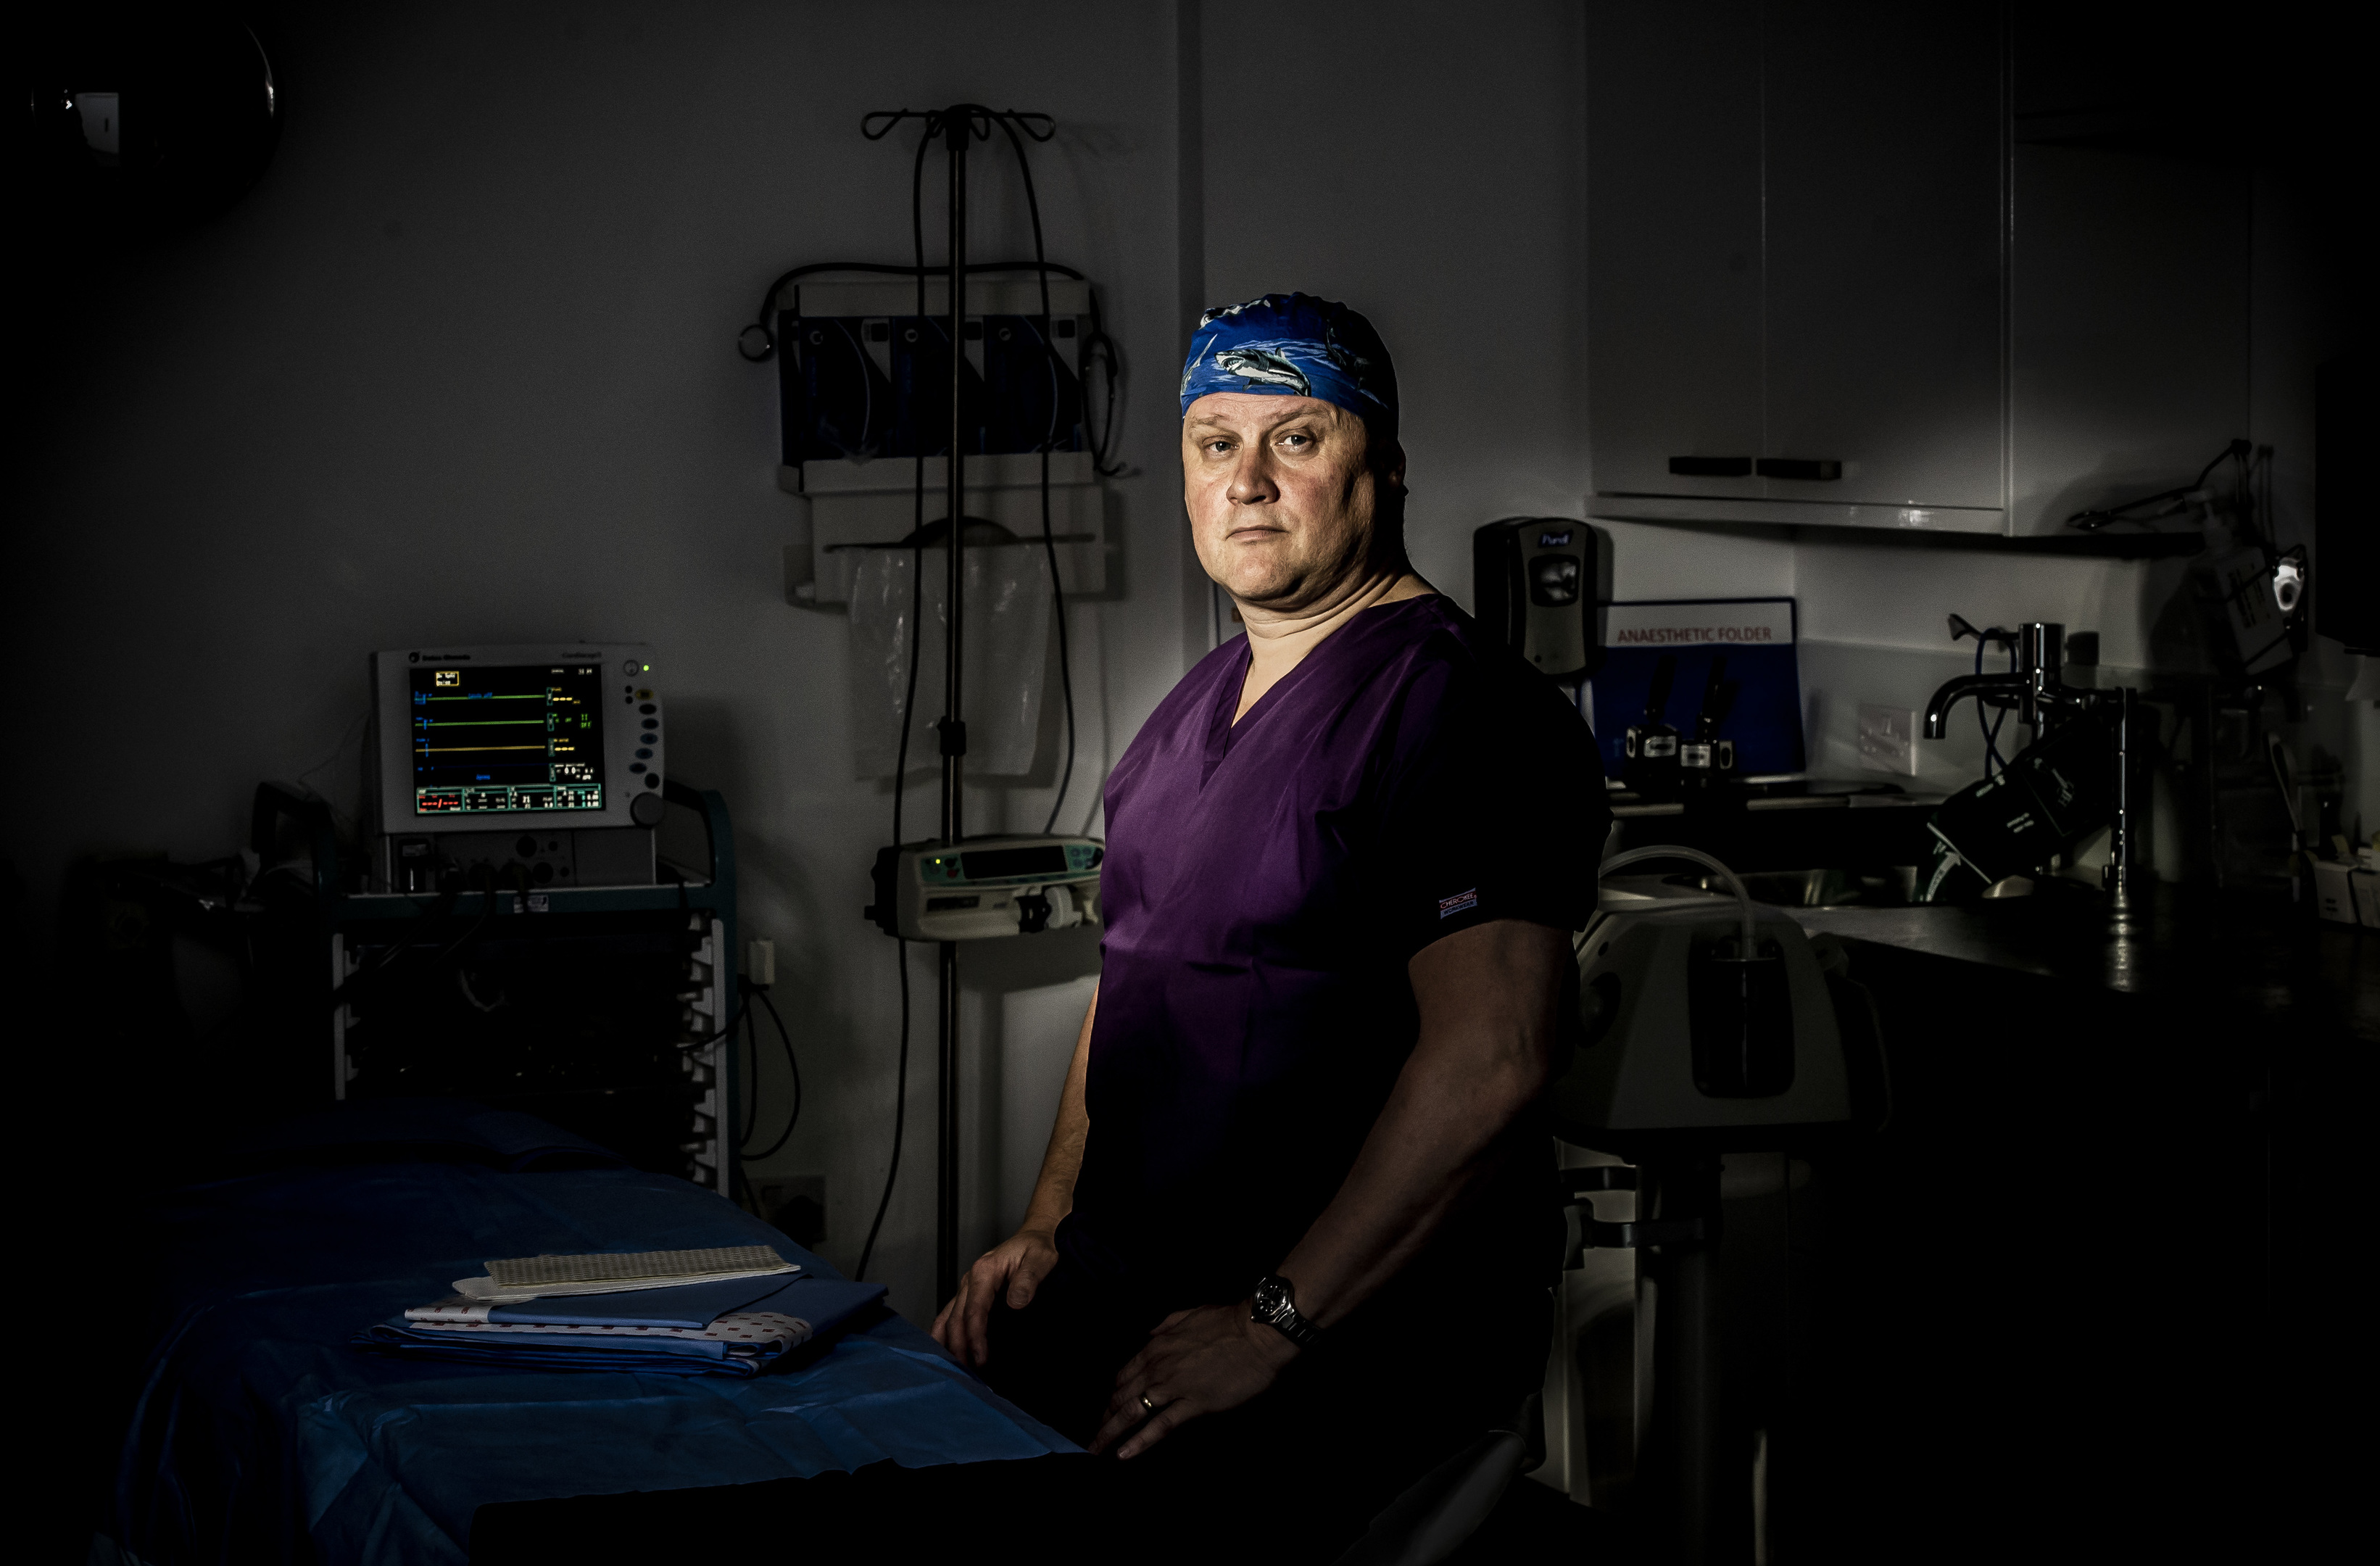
[1585,597,1805,779]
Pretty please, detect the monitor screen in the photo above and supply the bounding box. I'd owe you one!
[961,845,1071,881]
[409,662,608,816]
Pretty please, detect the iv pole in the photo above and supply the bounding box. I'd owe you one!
[861,102,1053,1307]
[934,107,969,1309]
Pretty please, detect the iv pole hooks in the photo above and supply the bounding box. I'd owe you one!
[862,104,1054,146]
[862,102,1054,1309]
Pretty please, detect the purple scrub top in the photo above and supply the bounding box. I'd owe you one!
[1059,594,1610,1312]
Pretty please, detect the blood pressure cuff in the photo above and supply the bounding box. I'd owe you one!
[1178,292,1399,437]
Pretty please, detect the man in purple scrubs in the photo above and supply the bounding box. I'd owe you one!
[932,294,1608,1551]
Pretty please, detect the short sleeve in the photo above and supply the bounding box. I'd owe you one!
[1372,646,1612,959]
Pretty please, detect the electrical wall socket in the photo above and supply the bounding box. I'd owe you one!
[745,937,776,987]
[754,1174,825,1248]
[1857,704,1918,775]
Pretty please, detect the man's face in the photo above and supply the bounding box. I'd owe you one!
[1182,393,1404,612]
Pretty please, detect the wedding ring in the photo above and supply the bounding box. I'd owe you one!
[1139,1393,1158,1414]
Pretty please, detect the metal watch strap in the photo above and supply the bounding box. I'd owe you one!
[1253,1275,1322,1348]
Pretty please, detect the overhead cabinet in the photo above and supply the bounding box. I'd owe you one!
[1585,1,2247,537]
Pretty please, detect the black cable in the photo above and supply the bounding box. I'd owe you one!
[856,939,911,1283]
[2064,438,2251,531]
[2198,439,2247,493]
[1081,301,1124,477]
[892,117,932,853]
[675,995,745,1051]
[854,118,937,1287]
[330,863,522,1011]
[740,257,1090,364]
[1975,637,2012,779]
[768,112,1117,468]
[2236,442,2272,555]
[990,112,1079,836]
[740,982,761,1148]
[847,107,1096,1280]
[1036,457,1078,834]
[1949,616,2016,779]
[743,988,803,1161]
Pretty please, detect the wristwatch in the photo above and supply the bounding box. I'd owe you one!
[1251,1275,1322,1348]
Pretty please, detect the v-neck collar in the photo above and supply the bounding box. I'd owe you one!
[1198,595,1445,788]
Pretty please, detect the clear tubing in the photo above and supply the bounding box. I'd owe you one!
[1599,845,1762,956]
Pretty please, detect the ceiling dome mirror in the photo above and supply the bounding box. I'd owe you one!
[26,10,281,234]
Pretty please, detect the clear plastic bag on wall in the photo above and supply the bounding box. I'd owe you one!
[848,544,1052,779]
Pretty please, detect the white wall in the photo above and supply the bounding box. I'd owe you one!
[10,0,1191,1323]
[1198,0,1593,613]
[12,1,2363,1331]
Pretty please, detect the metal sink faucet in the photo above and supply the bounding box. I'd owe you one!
[1923,620,2077,742]
[1923,620,2143,919]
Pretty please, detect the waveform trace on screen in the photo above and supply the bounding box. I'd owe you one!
[410,663,606,815]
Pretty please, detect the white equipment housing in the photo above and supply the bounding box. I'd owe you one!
[867,835,1103,942]
[1556,900,1854,1142]
[367,642,665,892]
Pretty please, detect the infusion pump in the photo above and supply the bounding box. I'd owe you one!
[866,836,1103,942]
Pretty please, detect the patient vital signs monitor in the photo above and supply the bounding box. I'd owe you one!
[405,660,609,814]
[369,644,666,892]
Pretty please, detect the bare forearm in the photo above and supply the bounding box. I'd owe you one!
[1277,1035,1541,1324]
[1020,982,1097,1234]
[1276,921,1564,1327]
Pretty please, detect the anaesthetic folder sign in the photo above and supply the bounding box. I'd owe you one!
[1584,598,1804,780]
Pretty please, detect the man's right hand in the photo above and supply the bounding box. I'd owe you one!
[930,1227,1059,1367]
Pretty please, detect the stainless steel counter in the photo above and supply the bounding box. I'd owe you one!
[1786,882,2377,1029]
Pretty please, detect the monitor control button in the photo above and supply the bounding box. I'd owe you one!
[639,702,657,714]
[635,747,652,759]
[643,776,660,790]
[515,834,536,857]
[629,762,646,774]
[642,718,658,730]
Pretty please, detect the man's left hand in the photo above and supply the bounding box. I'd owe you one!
[1088,1300,1298,1459]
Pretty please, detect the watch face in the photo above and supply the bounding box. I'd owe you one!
[1253,1278,1286,1320]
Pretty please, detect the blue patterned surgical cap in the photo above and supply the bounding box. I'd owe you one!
[1179,293,1398,438]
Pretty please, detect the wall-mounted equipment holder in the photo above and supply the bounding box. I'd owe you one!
[777,276,1108,608]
